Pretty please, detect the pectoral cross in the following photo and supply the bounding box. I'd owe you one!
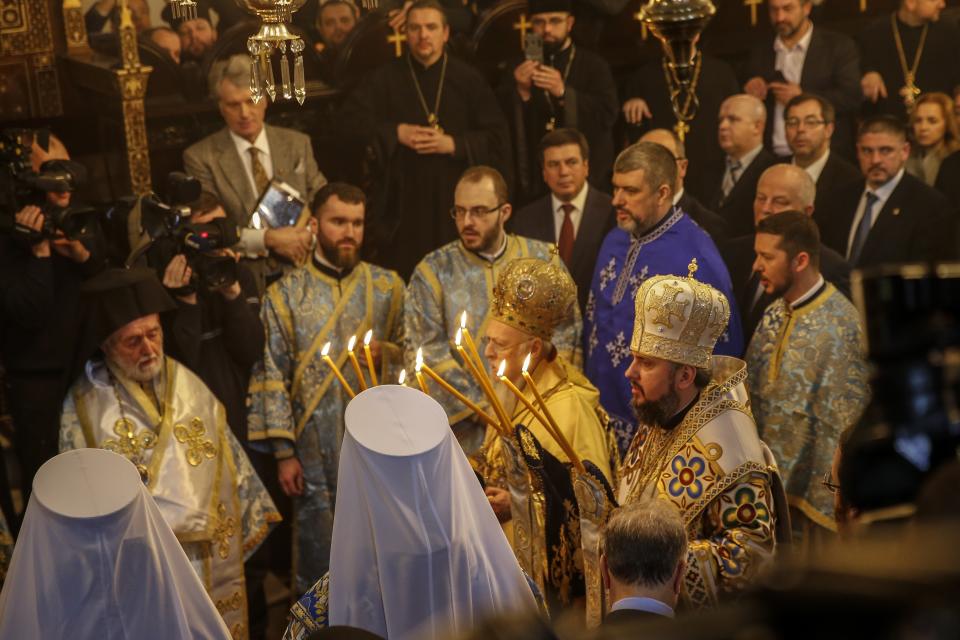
[900,74,921,108]
[674,119,690,143]
[513,13,531,49]
[387,29,406,58]
[745,0,763,27]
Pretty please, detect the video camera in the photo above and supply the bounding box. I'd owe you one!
[133,172,240,291]
[0,129,101,242]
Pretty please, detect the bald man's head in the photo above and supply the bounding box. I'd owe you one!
[753,164,816,227]
[718,94,766,158]
[640,128,686,193]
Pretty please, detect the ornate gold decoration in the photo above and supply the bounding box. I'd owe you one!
[513,13,531,48]
[216,591,244,614]
[630,258,730,368]
[1,0,63,118]
[174,417,217,466]
[892,13,927,109]
[102,418,157,482]
[61,0,91,55]
[490,257,577,340]
[212,503,237,560]
[237,0,308,104]
[112,6,153,195]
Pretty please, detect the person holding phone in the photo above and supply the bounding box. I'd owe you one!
[500,0,618,205]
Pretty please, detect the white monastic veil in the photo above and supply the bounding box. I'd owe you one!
[330,385,537,639]
[0,448,230,640]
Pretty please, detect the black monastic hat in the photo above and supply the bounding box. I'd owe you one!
[79,267,176,347]
[527,0,573,15]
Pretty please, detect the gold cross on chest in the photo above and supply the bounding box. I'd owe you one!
[674,119,690,142]
[103,418,157,460]
[387,29,406,58]
[745,0,763,27]
[513,14,531,49]
[174,417,217,466]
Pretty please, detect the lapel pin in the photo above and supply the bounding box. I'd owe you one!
[892,207,901,216]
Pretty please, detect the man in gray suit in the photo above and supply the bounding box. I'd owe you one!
[184,54,326,289]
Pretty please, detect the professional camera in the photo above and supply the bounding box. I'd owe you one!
[0,130,101,241]
[133,172,240,291]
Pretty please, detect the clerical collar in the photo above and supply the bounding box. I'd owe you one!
[312,251,354,280]
[475,234,508,262]
[789,274,826,310]
[664,391,700,430]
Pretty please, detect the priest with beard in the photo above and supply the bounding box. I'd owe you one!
[618,266,785,610]
[246,183,406,595]
[59,268,281,638]
[499,0,618,203]
[339,0,511,279]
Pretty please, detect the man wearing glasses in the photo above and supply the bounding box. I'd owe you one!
[784,93,860,214]
[404,166,581,456]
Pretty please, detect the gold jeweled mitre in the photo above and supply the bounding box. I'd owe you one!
[490,257,576,341]
[630,258,730,368]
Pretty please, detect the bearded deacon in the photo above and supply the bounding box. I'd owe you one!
[246,183,406,595]
[59,268,281,639]
[618,262,786,610]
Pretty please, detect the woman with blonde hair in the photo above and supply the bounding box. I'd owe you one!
[907,92,960,186]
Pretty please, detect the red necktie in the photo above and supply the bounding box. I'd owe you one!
[558,203,575,266]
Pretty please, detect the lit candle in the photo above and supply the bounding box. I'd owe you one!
[398,369,407,386]
[417,348,498,428]
[414,349,431,395]
[459,311,484,371]
[363,329,379,386]
[455,328,512,437]
[321,341,355,398]
[346,335,368,391]
[520,353,585,473]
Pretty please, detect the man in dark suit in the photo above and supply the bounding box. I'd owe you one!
[784,93,861,214]
[742,0,861,157]
[510,128,614,314]
[815,116,958,269]
[722,163,851,343]
[640,128,728,242]
[707,94,778,238]
[600,499,686,624]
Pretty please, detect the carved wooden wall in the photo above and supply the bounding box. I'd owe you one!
[0,0,63,120]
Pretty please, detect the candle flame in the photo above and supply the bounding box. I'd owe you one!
[364,329,373,346]
[460,311,467,329]
[497,359,506,377]
[347,335,357,351]
[415,347,424,372]
[321,342,331,357]
[455,327,463,346]
[522,352,531,373]
[398,369,407,385]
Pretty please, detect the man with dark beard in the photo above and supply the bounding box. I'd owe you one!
[617,264,785,610]
[246,183,406,595]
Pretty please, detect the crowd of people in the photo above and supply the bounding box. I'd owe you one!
[3,0,960,638]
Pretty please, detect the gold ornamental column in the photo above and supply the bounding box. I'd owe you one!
[114,2,153,195]
[61,0,92,56]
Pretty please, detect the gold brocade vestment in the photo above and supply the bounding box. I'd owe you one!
[60,357,281,639]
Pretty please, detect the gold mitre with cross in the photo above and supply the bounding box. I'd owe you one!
[489,257,576,341]
[630,259,730,368]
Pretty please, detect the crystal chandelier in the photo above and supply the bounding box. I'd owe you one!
[638,0,716,141]
[235,0,308,104]
[166,0,198,21]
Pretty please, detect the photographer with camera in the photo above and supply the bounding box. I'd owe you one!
[0,132,106,511]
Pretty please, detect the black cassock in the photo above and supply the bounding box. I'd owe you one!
[621,55,740,205]
[858,14,960,120]
[341,54,512,280]
[499,44,619,205]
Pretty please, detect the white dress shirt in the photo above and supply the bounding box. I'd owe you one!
[230,127,274,196]
[789,274,825,308]
[846,168,904,258]
[551,182,589,242]
[772,24,814,156]
[609,596,675,618]
[229,128,274,257]
[795,148,830,184]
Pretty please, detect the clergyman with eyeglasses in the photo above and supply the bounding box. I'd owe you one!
[784,93,861,214]
[404,166,582,456]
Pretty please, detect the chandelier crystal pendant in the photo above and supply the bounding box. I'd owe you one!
[167,0,199,21]
[638,0,716,140]
[237,0,308,104]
